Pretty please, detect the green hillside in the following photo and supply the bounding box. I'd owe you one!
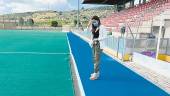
[0,6,115,27]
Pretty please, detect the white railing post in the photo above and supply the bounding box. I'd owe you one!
[156,14,164,60]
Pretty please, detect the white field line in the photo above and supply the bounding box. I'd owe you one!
[0,52,69,55]
[66,34,86,96]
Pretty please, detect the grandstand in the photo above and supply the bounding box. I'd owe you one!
[94,0,170,62]
[101,0,170,37]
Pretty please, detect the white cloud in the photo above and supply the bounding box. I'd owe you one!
[0,0,74,14]
[7,2,38,13]
[36,0,67,5]
[0,0,6,14]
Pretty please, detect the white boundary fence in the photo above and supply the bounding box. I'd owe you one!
[73,27,170,60]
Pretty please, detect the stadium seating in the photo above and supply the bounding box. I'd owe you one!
[101,0,170,33]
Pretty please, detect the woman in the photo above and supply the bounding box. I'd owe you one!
[87,16,101,80]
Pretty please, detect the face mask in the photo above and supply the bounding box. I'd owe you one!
[92,20,99,27]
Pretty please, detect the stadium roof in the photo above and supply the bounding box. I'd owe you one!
[82,0,132,5]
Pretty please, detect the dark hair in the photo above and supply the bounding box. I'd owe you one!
[91,16,101,26]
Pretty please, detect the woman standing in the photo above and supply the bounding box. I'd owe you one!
[87,16,101,80]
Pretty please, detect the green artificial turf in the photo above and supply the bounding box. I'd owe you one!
[0,30,74,96]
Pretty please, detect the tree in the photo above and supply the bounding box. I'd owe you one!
[74,20,77,26]
[81,7,85,10]
[19,17,24,26]
[27,18,34,26]
[51,21,58,27]
[59,11,62,15]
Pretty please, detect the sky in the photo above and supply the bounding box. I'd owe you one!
[0,0,142,15]
[0,0,101,15]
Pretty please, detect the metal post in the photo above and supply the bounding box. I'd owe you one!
[14,16,16,29]
[117,37,120,58]
[156,14,164,60]
[48,3,50,11]
[125,23,136,55]
[145,39,148,51]
[132,34,137,54]
[165,39,169,54]
[150,18,154,34]
[122,34,125,61]
[2,15,5,29]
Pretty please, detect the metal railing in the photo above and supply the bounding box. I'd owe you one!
[73,29,170,59]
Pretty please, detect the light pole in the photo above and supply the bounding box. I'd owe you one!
[48,3,50,11]
[77,0,80,28]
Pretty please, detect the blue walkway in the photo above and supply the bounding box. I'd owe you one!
[67,32,169,96]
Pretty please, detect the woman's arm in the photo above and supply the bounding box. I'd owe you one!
[95,27,99,33]
[87,20,92,29]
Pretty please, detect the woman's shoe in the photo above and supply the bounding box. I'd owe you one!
[90,72,99,80]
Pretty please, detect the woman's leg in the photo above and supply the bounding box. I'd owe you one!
[90,40,100,80]
[94,41,100,73]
